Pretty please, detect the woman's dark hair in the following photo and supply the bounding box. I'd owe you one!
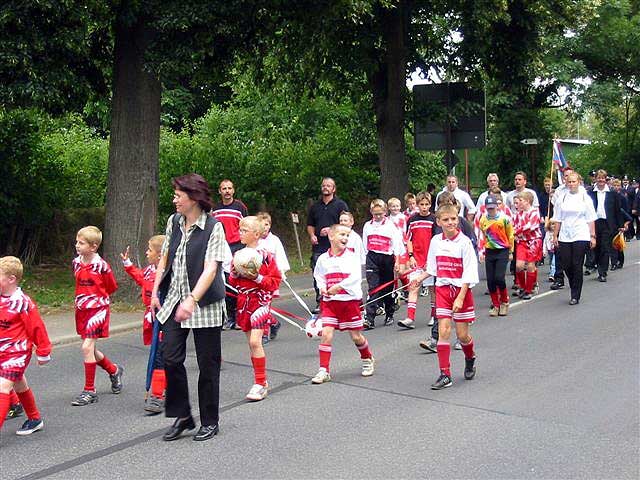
[172,173,213,212]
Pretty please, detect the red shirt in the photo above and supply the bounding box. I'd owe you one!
[73,255,118,310]
[406,213,436,267]
[229,248,282,304]
[0,288,52,360]
[212,199,248,245]
[124,262,156,307]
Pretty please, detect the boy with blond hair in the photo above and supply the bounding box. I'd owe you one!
[512,191,542,299]
[121,235,166,413]
[229,216,282,401]
[0,256,52,435]
[71,226,122,406]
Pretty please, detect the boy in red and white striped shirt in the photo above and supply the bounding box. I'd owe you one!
[71,226,123,406]
[311,224,374,383]
[412,205,479,390]
[362,199,404,329]
[512,191,542,299]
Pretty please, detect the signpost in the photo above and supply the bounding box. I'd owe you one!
[290,212,304,267]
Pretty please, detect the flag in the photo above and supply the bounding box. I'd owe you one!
[552,140,570,185]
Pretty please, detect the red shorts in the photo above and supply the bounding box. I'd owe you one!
[516,239,542,263]
[75,307,110,338]
[397,252,409,265]
[320,299,363,331]
[0,343,32,382]
[236,294,272,332]
[435,285,475,323]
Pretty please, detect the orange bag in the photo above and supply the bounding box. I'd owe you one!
[612,231,626,252]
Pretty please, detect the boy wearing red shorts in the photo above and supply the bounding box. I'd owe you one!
[415,205,479,390]
[513,191,542,300]
[311,224,374,384]
[0,256,51,436]
[229,217,282,401]
[72,226,123,406]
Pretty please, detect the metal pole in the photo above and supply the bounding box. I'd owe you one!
[291,212,304,267]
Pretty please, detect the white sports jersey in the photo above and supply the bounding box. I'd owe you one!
[346,230,366,265]
[426,231,479,288]
[258,232,290,277]
[362,218,405,256]
[313,248,363,301]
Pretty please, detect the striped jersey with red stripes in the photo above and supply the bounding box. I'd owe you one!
[73,255,118,310]
[212,199,248,245]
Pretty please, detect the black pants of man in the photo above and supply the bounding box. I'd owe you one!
[162,312,222,427]
[558,241,589,301]
[365,252,395,321]
[485,249,509,293]
[310,251,324,305]
[594,219,613,277]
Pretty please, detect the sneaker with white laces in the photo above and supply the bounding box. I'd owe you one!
[397,318,415,329]
[109,364,124,394]
[430,373,453,390]
[489,306,499,317]
[427,316,435,326]
[16,418,44,436]
[71,390,98,406]
[375,305,386,317]
[246,383,268,401]
[361,357,375,377]
[311,368,331,384]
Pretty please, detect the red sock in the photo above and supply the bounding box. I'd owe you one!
[356,339,372,359]
[150,369,166,398]
[436,342,451,376]
[251,356,267,386]
[430,301,436,319]
[84,362,97,391]
[526,269,537,293]
[9,389,19,405]
[516,271,526,289]
[489,291,500,308]
[407,302,416,320]
[499,288,510,304]
[97,355,117,375]
[460,338,475,360]
[319,343,332,371]
[0,392,10,430]
[17,388,40,420]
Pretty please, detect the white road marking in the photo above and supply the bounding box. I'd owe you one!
[510,290,558,309]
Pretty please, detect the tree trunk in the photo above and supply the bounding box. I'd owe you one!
[104,16,160,300]
[370,1,409,200]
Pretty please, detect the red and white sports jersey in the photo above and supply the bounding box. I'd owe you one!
[346,230,366,265]
[404,207,419,220]
[258,232,290,276]
[513,207,542,243]
[406,213,436,267]
[426,231,479,288]
[212,200,248,245]
[362,218,405,256]
[229,248,282,305]
[123,261,156,307]
[313,248,362,302]
[389,213,407,240]
[73,255,118,310]
[0,288,52,361]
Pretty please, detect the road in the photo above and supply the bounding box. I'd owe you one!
[2,242,639,479]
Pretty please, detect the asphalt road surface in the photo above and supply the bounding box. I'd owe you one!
[2,243,639,479]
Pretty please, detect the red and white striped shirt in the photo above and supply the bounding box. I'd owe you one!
[426,231,479,288]
[313,248,362,302]
[362,218,405,256]
[513,207,542,243]
[212,199,248,245]
[73,255,118,310]
[346,230,366,265]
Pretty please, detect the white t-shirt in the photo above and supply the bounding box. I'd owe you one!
[436,187,477,218]
[552,191,597,242]
[506,187,540,211]
[475,190,508,211]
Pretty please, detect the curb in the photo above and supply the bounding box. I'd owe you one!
[52,286,318,347]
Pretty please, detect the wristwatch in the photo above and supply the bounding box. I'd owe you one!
[190,293,200,303]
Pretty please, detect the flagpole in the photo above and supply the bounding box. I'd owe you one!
[546,139,557,227]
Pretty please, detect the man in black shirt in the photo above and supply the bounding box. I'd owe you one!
[306,178,349,311]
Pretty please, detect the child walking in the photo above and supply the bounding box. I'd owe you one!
[72,226,123,406]
[513,192,542,299]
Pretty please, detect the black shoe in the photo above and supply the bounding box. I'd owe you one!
[598,275,607,282]
[109,364,124,394]
[550,282,564,290]
[71,390,98,406]
[5,403,24,420]
[464,357,476,380]
[384,316,394,326]
[610,264,618,271]
[163,416,196,441]
[193,424,219,441]
[521,292,532,300]
[364,318,374,330]
[584,269,591,276]
[430,373,453,390]
[270,321,281,340]
[569,298,579,305]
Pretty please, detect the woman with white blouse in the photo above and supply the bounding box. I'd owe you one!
[552,172,597,305]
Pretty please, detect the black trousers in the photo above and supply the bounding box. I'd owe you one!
[162,311,222,427]
[225,242,244,323]
[485,249,509,293]
[594,219,613,276]
[310,251,324,304]
[558,241,589,301]
[365,252,395,320]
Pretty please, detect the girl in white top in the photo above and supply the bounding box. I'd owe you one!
[552,172,597,305]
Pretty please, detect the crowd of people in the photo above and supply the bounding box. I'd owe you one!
[1,168,638,443]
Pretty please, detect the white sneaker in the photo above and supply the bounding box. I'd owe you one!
[454,340,462,350]
[427,316,435,326]
[361,357,375,377]
[246,383,268,401]
[397,318,415,329]
[311,368,331,384]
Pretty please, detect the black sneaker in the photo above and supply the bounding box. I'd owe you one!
[550,282,564,290]
[464,357,476,380]
[364,318,375,330]
[110,364,124,394]
[521,292,532,300]
[431,373,453,390]
[269,321,281,340]
[16,418,44,436]
[71,390,98,406]
[5,403,24,420]
[384,316,394,326]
